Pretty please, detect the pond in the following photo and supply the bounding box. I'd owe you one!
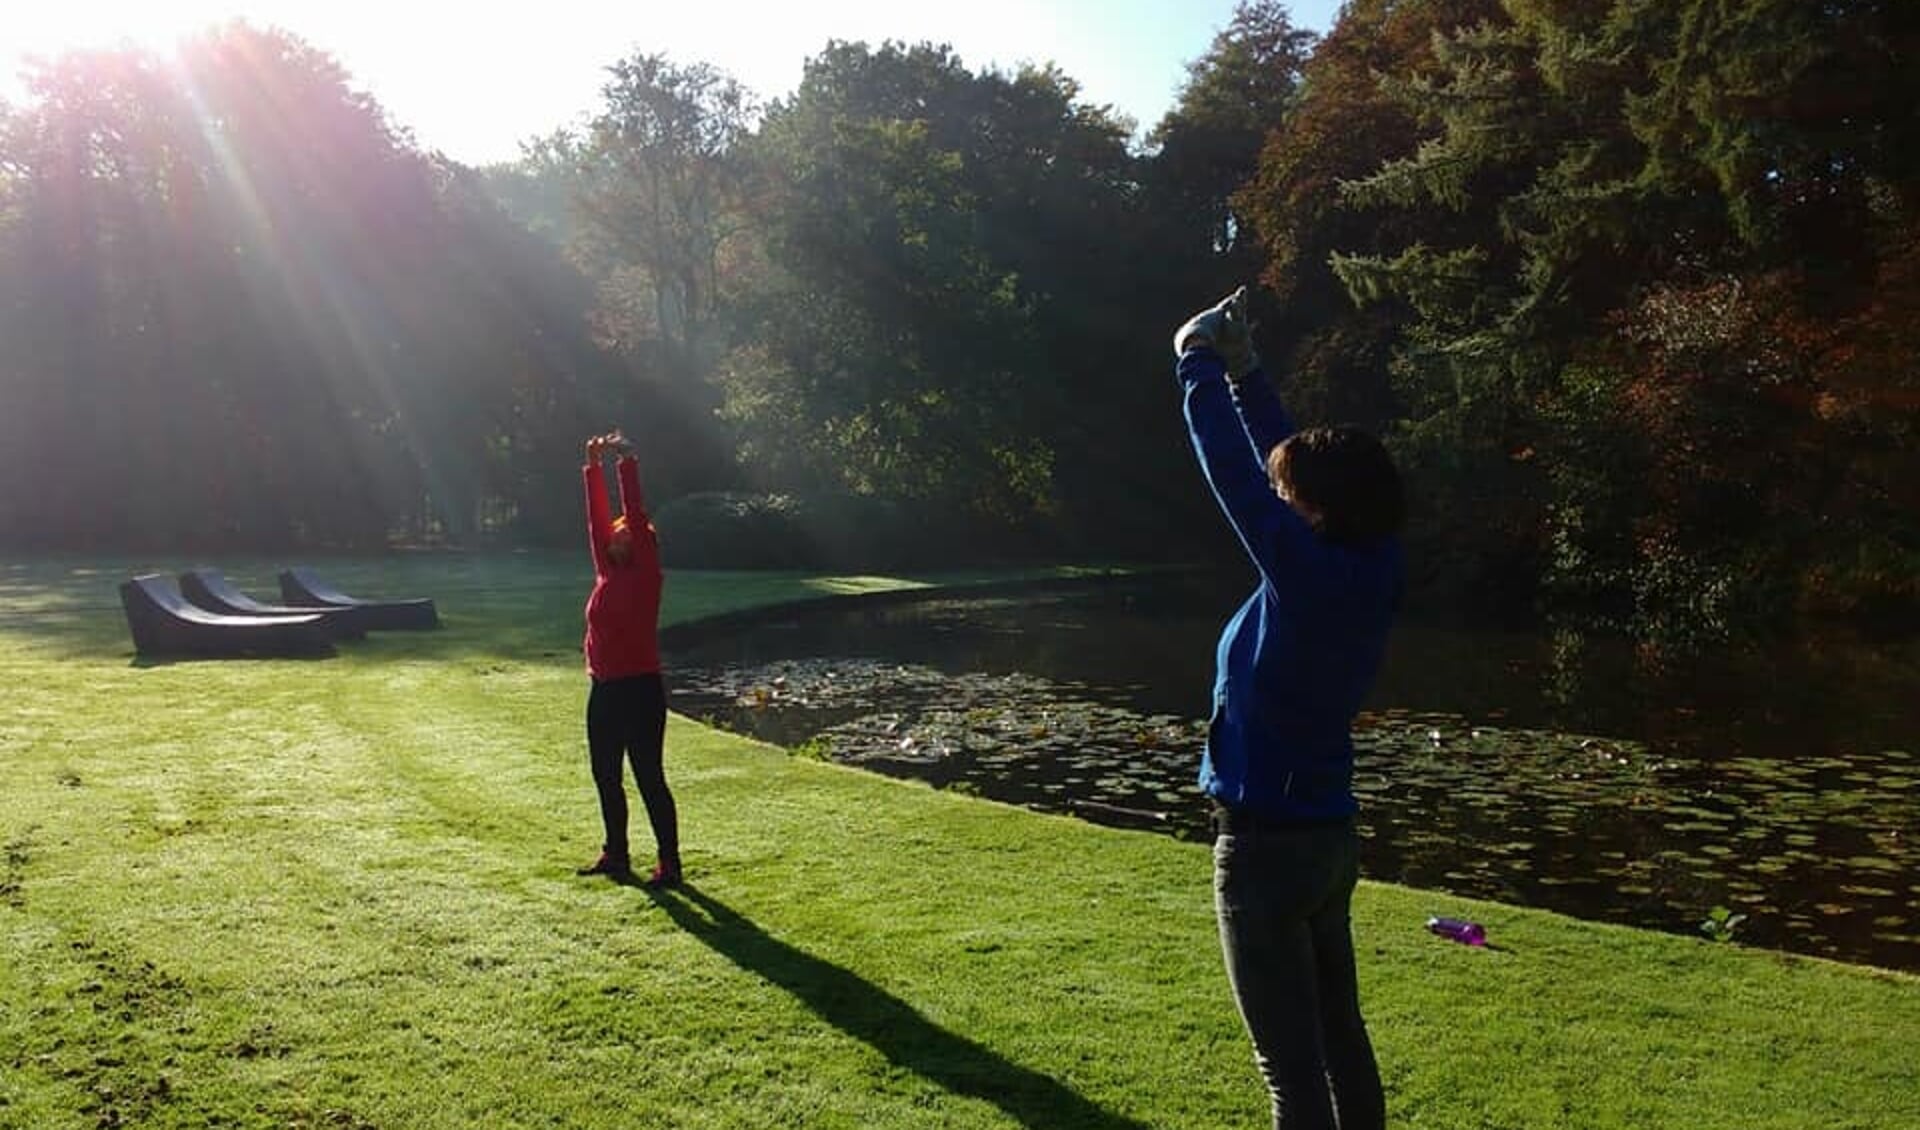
[667,573,1920,971]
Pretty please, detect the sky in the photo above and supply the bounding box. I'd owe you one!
[2,0,1344,166]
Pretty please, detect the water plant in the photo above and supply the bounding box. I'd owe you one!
[1700,906,1749,944]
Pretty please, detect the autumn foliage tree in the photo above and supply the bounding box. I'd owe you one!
[1239,0,1920,631]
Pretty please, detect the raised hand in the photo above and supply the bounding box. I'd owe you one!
[586,431,632,462]
[1173,286,1261,378]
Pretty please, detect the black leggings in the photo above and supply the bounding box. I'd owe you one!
[586,674,678,865]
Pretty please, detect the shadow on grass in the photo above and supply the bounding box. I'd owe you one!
[651,883,1152,1130]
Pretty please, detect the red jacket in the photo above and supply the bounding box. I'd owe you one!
[583,456,663,679]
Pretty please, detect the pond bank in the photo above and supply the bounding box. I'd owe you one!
[664,571,1920,971]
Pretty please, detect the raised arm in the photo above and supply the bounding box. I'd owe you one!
[1175,290,1321,591]
[584,438,614,574]
[1180,349,1316,591]
[1229,366,1297,463]
[615,452,646,517]
[614,454,662,578]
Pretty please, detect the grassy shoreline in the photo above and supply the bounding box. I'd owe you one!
[3,554,1916,1128]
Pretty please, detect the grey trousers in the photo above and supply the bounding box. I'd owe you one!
[1214,814,1384,1130]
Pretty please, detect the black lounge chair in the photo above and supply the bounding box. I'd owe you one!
[179,568,366,640]
[119,574,334,658]
[277,566,439,630]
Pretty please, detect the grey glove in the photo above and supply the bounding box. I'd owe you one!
[1172,285,1260,377]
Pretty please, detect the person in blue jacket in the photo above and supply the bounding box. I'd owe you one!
[1174,287,1404,1130]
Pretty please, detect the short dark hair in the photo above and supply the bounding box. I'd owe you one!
[1267,426,1405,546]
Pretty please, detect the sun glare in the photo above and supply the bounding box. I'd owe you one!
[10,1,249,58]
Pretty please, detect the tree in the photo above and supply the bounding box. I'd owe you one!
[575,54,757,372]
[715,41,1165,547]
[1248,0,1920,629]
[1238,0,1506,431]
[0,28,424,549]
[0,23,673,551]
[1149,0,1316,264]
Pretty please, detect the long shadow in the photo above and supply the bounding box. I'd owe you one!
[650,883,1153,1130]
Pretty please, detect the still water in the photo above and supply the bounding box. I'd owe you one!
[668,574,1920,970]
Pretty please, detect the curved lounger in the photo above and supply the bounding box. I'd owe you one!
[120,574,334,658]
[180,569,366,640]
[277,567,439,630]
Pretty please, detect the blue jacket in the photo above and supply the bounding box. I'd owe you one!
[1178,347,1401,823]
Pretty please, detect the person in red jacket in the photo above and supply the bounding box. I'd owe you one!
[576,430,681,887]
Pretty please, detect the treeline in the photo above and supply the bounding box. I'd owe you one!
[1,2,1913,634]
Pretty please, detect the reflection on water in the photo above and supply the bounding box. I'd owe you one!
[668,575,1920,970]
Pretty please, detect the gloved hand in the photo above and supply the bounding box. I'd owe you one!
[1172,286,1260,377]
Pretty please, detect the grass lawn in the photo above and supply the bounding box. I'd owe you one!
[2,553,1916,1129]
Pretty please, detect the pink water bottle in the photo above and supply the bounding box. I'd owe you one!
[1427,916,1487,946]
